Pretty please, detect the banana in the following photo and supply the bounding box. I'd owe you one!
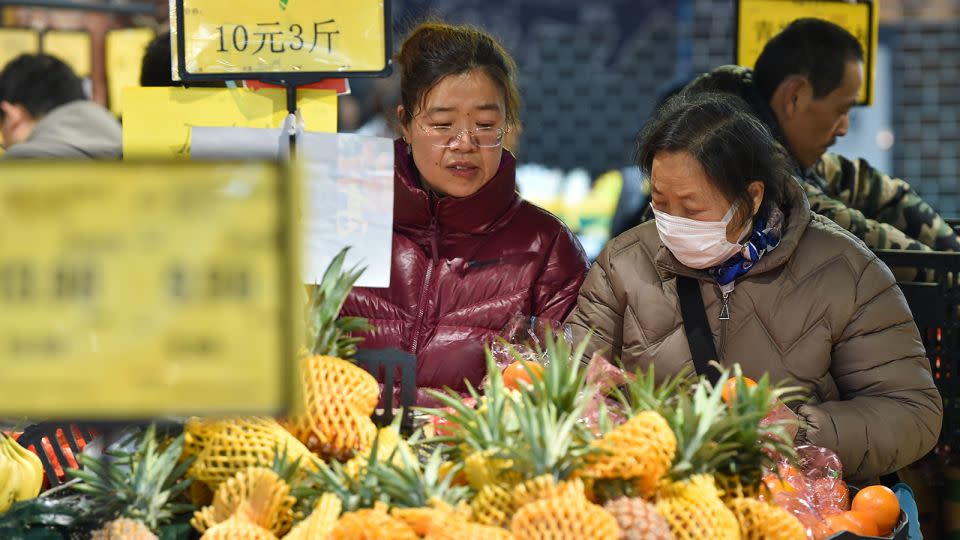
[0,441,21,513]
[3,435,43,499]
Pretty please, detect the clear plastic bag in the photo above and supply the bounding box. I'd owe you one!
[765,445,850,539]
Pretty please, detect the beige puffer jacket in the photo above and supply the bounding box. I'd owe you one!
[567,179,942,484]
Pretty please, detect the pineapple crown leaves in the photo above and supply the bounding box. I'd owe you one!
[419,352,517,456]
[667,364,805,482]
[368,445,471,509]
[70,425,195,531]
[0,494,95,535]
[514,328,595,415]
[506,390,597,482]
[720,365,803,483]
[666,371,741,480]
[307,247,372,358]
[256,443,303,486]
[295,424,407,514]
[613,363,691,417]
[296,441,384,514]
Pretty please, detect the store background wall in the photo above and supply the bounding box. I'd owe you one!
[385,0,960,216]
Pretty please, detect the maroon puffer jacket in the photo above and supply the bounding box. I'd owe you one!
[342,140,588,397]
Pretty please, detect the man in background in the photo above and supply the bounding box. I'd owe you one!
[0,53,121,160]
[687,18,959,252]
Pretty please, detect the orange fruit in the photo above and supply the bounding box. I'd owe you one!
[825,510,880,537]
[721,376,757,406]
[852,485,901,535]
[503,360,544,390]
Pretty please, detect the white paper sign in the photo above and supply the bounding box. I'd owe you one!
[190,125,394,288]
[191,126,284,160]
[300,132,393,288]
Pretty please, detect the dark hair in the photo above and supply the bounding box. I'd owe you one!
[636,92,792,222]
[0,54,84,119]
[395,22,520,130]
[140,32,179,87]
[753,18,864,102]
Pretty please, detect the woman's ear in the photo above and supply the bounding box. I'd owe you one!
[747,181,765,215]
[397,105,409,142]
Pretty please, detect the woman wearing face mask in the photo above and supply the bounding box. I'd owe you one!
[567,92,941,485]
[342,22,588,402]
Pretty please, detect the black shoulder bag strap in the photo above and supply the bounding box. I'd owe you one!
[676,276,723,386]
[677,277,902,487]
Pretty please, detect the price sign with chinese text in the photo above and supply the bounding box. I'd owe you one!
[0,161,300,419]
[174,0,390,81]
[736,0,877,105]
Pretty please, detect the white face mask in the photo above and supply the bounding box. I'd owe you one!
[652,203,750,269]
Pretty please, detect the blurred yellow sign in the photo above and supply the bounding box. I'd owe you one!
[176,0,387,78]
[43,31,91,78]
[0,160,300,419]
[106,28,156,116]
[736,0,877,104]
[0,28,39,71]
[122,86,336,158]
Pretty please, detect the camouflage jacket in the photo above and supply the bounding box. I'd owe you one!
[687,66,960,252]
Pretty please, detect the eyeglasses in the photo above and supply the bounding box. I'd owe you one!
[416,122,508,148]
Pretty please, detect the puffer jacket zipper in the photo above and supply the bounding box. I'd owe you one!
[717,283,733,360]
[410,203,440,354]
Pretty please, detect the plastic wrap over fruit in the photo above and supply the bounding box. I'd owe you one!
[487,313,572,371]
[580,353,632,433]
[760,400,801,443]
[796,445,849,517]
[765,446,850,539]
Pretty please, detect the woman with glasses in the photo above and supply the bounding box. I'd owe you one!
[342,22,588,402]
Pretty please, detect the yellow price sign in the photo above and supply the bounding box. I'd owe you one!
[736,0,877,105]
[0,161,301,419]
[121,86,337,159]
[106,28,157,116]
[43,30,92,78]
[0,28,39,72]
[174,0,389,79]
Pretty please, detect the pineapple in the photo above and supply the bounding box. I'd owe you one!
[192,467,296,536]
[714,370,800,500]
[604,497,674,540]
[714,369,805,540]
[407,507,516,540]
[510,478,620,540]
[421,352,519,485]
[72,425,194,540]
[90,518,158,540]
[580,411,676,500]
[580,366,685,502]
[200,515,279,540]
[342,424,408,480]
[282,493,341,540]
[424,332,599,530]
[653,375,742,540]
[655,474,740,540]
[183,416,319,492]
[511,474,566,509]
[329,502,418,540]
[470,483,514,527]
[287,247,379,461]
[726,497,806,540]
[389,495,513,539]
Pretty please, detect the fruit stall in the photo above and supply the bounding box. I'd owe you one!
[0,249,910,540]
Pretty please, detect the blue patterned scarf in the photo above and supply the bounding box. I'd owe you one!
[709,207,784,287]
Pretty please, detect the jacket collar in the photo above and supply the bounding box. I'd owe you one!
[655,176,811,282]
[695,66,811,177]
[393,139,520,234]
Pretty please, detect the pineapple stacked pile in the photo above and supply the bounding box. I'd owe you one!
[17,246,816,540]
[421,336,808,540]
